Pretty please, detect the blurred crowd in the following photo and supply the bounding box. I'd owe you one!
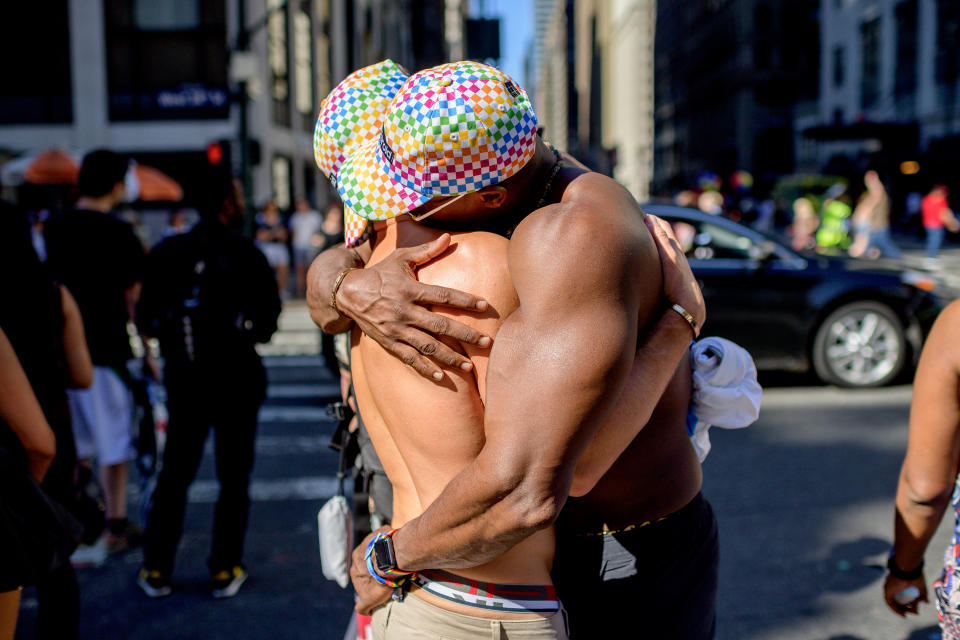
[667,170,959,266]
[0,148,334,638]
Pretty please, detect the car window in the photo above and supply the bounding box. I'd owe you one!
[669,219,756,260]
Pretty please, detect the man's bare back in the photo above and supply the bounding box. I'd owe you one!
[349,217,555,619]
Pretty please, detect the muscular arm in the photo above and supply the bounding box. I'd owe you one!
[885,300,960,613]
[392,204,658,570]
[570,213,702,494]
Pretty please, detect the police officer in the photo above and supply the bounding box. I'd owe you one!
[135,170,281,599]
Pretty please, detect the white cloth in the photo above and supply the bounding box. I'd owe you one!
[68,366,136,466]
[317,494,353,588]
[688,337,762,462]
[289,210,323,249]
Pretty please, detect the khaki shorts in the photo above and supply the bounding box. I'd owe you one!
[371,593,569,640]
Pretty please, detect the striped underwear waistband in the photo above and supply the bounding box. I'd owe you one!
[413,569,559,613]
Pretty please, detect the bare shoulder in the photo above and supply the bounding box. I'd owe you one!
[510,172,658,297]
[418,231,517,319]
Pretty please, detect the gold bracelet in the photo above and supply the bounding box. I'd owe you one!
[670,303,700,338]
[331,267,359,312]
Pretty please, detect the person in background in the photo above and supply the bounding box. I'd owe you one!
[816,185,853,253]
[288,197,323,297]
[43,149,146,553]
[162,209,192,239]
[0,328,56,640]
[789,197,819,252]
[255,199,290,295]
[0,200,93,639]
[136,171,281,599]
[922,185,959,264]
[857,170,900,259]
[884,299,960,638]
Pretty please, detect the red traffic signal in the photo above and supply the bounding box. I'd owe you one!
[206,141,225,165]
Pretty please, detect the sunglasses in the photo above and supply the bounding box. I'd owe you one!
[407,192,469,221]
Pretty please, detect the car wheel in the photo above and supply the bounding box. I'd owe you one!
[812,301,906,388]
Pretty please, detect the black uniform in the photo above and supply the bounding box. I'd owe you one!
[137,219,281,577]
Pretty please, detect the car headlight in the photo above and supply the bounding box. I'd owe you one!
[901,271,937,292]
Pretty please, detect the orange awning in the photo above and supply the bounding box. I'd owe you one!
[23,148,79,185]
[134,164,183,202]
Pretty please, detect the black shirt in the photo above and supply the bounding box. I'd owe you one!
[136,220,281,373]
[44,208,145,368]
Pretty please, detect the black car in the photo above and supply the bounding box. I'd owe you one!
[643,205,943,388]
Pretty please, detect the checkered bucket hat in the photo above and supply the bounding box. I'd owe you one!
[336,61,539,222]
[313,59,408,246]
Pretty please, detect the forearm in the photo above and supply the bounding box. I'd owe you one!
[571,311,692,495]
[0,332,55,482]
[393,311,633,572]
[306,244,364,333]
[892,474,952,569]
[393,452,548,571]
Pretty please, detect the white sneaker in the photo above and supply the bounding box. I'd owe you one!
[211,566,248,599]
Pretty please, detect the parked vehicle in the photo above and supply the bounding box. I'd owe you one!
[644,204,943,387]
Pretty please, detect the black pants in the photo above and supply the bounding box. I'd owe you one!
[143,368,265,575]
[553,492,719,640]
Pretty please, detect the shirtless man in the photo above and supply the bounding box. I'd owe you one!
[311,61,712,638]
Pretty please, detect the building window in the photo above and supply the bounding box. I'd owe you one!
[134,0,200,30]
[860,17,881,109]
[268,0,291,127]
[0,1,72,124]
[272,155,292,210]
[833,45,845,87]
[104,0,228,121]
[936,0,960,85]
[895,0,918,96]
[294,6,314,131]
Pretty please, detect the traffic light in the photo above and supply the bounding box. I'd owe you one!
[206,140,231,167]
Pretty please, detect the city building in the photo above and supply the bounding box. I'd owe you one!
[798,0,960,189]
[652,0,820,195]
[0,0,465,215]
[534,0,656,202]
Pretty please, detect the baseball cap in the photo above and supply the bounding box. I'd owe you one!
[313,59,409,246]
[336,60,538,223]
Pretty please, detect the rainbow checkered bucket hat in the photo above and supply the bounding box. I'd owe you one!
[336,61,538,223]
[313,59,408,246]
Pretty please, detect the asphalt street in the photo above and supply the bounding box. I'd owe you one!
[13,297,957,640]
[707,377,949,640]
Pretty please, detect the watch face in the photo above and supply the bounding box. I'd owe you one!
[374,536,397,572]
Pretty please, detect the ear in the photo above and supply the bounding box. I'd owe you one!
[478,186,507,208]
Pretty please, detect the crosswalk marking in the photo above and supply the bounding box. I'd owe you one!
[259,406,332,422]
[202,435,333,455]
[267,383,341,398]
[188,476,340,503]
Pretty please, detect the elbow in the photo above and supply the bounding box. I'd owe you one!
[71,366,94,390]
[29,434,56,467]
[569,467,601,499]
[903,472,953,509]
[510,489,561,533]
[480,454,565,535]
[502,474,563,532]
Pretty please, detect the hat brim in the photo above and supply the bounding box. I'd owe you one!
[343,206,370,248]
[337,136,430,222]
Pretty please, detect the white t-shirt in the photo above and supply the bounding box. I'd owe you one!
[289,210,323,248]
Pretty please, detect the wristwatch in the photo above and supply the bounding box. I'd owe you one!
[373,532,399,574]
